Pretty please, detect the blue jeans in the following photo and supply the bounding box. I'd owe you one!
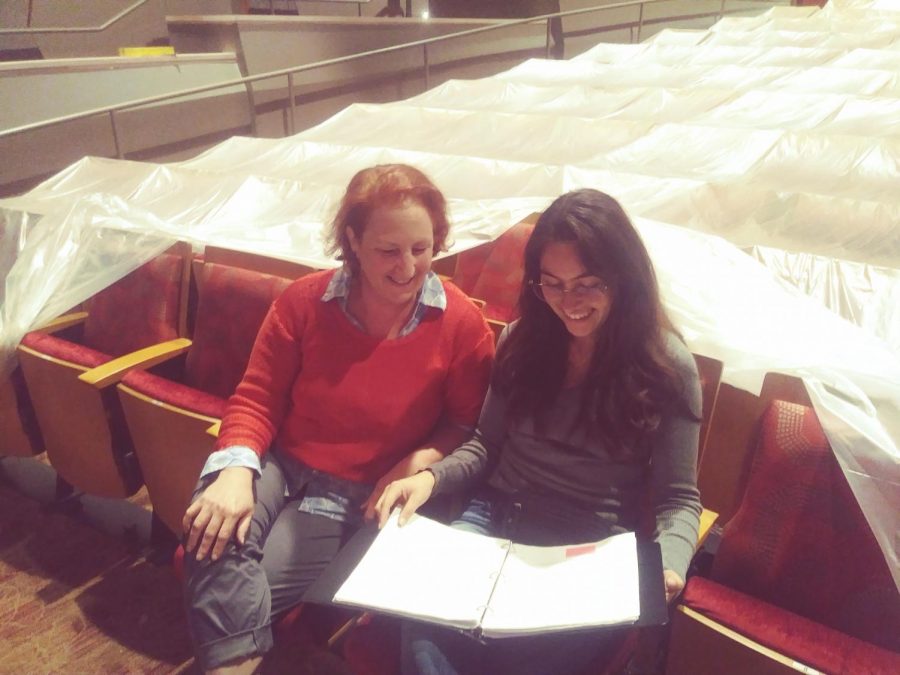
[401,494,624,675]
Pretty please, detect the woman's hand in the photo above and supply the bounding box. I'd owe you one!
[663,569,685,604]
[183,467,255,562]
[374,470,436,528]
[362,447,442,521]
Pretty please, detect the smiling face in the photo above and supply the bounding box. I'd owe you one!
[348,201,435,309]
[538,241,613,343]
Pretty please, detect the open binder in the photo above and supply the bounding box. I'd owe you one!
[305,512,667,637]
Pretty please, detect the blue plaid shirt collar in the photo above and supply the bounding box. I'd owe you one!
[322,265,446,337]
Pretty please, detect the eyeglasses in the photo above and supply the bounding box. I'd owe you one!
[530,280,609,302]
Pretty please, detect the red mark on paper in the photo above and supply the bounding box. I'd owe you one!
[565,544,596,558]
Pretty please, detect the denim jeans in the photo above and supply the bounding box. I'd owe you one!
[401,491,625,675]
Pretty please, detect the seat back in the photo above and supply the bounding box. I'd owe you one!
[202,245,318,280]
[698,372,812,524]
[712,400,899,650]
[82,244,190,356]
[692,353,723,461]
[466,217,537,322]
[183,262,294,399]
[450,244,493,297]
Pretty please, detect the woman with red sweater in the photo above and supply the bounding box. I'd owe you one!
[181,164,495,675]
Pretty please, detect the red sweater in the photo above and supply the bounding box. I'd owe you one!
[216,270,495,483]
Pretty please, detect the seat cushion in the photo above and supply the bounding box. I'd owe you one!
[20,331,110,369]
[121,368,227,420]
[683,577,900,675]
[83,252,184,357]
[184,263,293,399]
[712,400,900,650]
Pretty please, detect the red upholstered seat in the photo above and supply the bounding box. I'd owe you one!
[712,401,898,649]
[684,576,900,675]
[120,369,228,420]
[117,262,294,536]
[464,221,535,322]
[19,331,108,369]
[184,263,294,399]
[450,239,494,296]
[82,253,183,357]
[16,250,189,498]
[121,263,293,417]
[676,400,900,674]
[20,252,184,369]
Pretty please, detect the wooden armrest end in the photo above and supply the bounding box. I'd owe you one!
[78,338,192,388]
[697,508,719,549]
[37,311,89,334]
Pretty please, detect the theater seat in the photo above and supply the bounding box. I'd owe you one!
[1,360,45,458]
[448,215,538,323]
[116,257,300,536]
[667,399,900,675]
[16,245,190,498]
[469,219,536,322]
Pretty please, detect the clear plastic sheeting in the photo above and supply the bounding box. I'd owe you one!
[0,195,177,368]
[748,245,900,355]
[1,1,899,588]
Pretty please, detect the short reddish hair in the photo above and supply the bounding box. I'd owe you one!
[327,164,450,265]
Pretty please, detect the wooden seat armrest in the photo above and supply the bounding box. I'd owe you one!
[35,311,89,334]
[697,508,719,549]
[78,338,192,388]
[670,605,812,673]
[206,421,221,438]
[327,611,372,649]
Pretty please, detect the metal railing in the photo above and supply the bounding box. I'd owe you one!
[0,0,150,35]
[257,1,371,19]
[0,1,781,159]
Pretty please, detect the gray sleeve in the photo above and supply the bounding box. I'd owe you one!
[429,326,512,495]
[429,380,508,495]
[650,337,703,580]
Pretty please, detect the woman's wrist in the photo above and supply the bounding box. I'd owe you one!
[417,467,437,491]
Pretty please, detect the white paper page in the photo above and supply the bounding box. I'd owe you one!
[333,512,510,629]
[480,532,640,637]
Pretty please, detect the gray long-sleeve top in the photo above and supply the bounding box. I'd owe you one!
[429,329,703,580]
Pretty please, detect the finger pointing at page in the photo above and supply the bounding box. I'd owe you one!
[375,470,436,528]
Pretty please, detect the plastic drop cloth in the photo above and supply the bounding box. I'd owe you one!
[0,0,898,588]
[748,245,900,355]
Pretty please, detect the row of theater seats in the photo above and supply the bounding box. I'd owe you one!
[2,223,898,674]
[3,240,502,539]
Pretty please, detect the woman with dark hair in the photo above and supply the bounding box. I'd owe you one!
[376,188,702,675]
[181,164,495,675]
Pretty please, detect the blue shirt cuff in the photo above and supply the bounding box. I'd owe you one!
[199,446,262,479]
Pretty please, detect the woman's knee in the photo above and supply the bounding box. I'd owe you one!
[263,509,354,616]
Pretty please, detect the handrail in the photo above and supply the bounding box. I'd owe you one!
[0,0,149,35]
[0,0,781,154]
